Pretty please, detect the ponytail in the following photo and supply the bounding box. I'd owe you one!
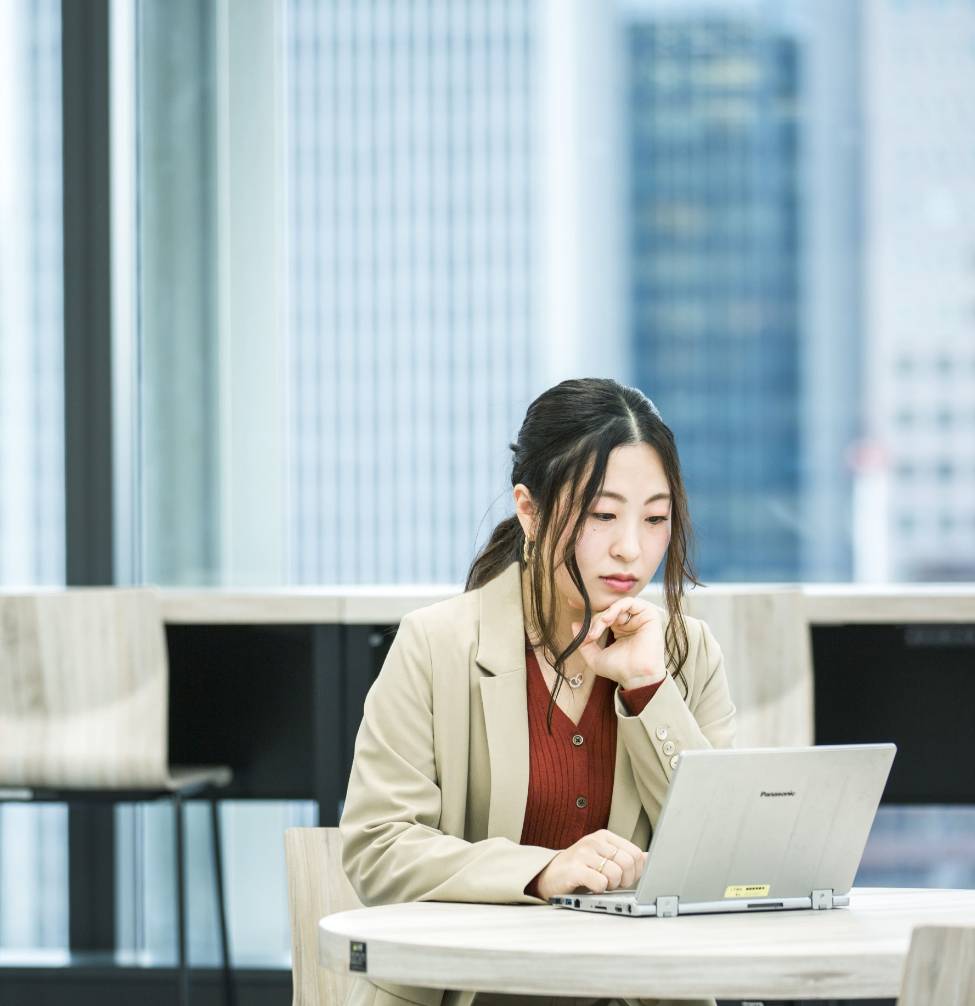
[465,515,523,591]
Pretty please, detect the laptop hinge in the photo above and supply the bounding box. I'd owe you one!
[811,889,834,910]
[656,896,679,918]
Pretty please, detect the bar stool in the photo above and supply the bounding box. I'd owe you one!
[0,587,235,1006]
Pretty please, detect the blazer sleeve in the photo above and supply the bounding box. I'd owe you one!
[614,617,736,820]
[340,612,557,907]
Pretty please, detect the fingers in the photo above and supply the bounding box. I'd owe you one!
[591,855,624,890]
[587,831,646,890]
[573,631,605,670]
[581,598,656,641]
[610,847,638,888]
[590,842,635,888]
[541,834,650,899]
[594,830,645,864]
[581,866,610,894]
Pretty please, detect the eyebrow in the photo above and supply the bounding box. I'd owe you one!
[599,491,671,505]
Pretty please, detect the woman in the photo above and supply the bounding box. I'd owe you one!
[340,379,736,1006]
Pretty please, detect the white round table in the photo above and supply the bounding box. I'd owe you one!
[319,888,975,1002]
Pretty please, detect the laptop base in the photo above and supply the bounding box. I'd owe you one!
[550,889,850,918]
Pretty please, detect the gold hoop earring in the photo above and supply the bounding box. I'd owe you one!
[523,534,534,565]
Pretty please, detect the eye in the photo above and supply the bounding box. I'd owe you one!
[591,511,615,522]
[646,515,668,525]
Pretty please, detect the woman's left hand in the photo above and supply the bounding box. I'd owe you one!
[571,597,667,690]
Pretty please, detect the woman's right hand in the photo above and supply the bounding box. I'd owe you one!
[535,829,647,901]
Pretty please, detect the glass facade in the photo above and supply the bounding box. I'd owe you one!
[0,0,64,588]
[628,17,801,581]
[287,0,537,585]
[863,0,975,581]
[857,805,975,890]
[114,800,315,966]
[0,0,67,953]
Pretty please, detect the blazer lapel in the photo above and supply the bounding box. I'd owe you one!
[480,673,529,842]
[476,563,530,843]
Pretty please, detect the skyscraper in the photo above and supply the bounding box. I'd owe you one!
[287,0,537,585]
[0,0,64,588]
[627,12,802,581]
[863,0,975,581]
[286,0,625,586]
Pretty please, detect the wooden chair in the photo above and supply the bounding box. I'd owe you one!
[285,827,363,1006]
[681,586,814,748]
[899,924,975,1005]
[0,587,234,1006]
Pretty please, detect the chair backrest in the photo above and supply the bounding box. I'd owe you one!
[285,827,364,1006]
[681,587,813,748]
[899,924,975,1006]
[0,588,169,789]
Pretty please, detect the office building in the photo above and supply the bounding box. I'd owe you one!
[286,0,624,585]
[863,0,975,581]
[626,10,802,581]
[287,0,538,586]
[0,0,64,589]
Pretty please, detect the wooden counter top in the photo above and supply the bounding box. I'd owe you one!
[158,582,975,625]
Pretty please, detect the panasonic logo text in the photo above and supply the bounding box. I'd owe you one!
[760,790,795,797]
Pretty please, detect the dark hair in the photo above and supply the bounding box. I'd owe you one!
[466,378,698,723]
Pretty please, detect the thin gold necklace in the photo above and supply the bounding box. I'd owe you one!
[528,636,585,689]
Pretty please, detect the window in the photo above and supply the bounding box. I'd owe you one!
[0,0,63,587]
[0,0,67,954]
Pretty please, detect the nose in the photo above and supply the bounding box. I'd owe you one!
[610,518,641,564]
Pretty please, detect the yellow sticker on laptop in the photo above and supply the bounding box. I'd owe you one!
[724,885,770,898]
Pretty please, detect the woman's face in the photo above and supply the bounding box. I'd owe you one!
[517,443,673,612]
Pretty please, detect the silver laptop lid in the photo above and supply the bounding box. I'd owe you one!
[635,743,896,905]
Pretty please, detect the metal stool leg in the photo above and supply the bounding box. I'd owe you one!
[174,793,190,1006]
[210,797,237,1006]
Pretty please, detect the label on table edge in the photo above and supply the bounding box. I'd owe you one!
[350,941,367,973]
[724,885,770,898]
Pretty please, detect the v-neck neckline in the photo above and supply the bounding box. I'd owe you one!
[525,639,612,734]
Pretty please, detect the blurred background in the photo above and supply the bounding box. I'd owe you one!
[1,0,973,980]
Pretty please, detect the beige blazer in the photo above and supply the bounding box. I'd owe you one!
[340,562,736,1006]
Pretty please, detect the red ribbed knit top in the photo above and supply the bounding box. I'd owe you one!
[520,639,662,855]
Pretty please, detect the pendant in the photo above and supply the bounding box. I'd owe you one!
[567,673,584,689]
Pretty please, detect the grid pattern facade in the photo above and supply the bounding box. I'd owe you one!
[287,0,536,584]
[865,0,975,580]
[627,18,801,581]
[0,0,64,588]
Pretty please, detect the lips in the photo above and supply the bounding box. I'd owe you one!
[600,575,638,592]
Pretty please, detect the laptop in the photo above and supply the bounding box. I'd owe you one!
[550,743,896,917]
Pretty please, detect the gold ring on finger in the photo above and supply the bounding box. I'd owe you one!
[596,856,609,874]
[608,846,619,862]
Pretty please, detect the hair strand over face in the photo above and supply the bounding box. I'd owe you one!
[467,378,699,729]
